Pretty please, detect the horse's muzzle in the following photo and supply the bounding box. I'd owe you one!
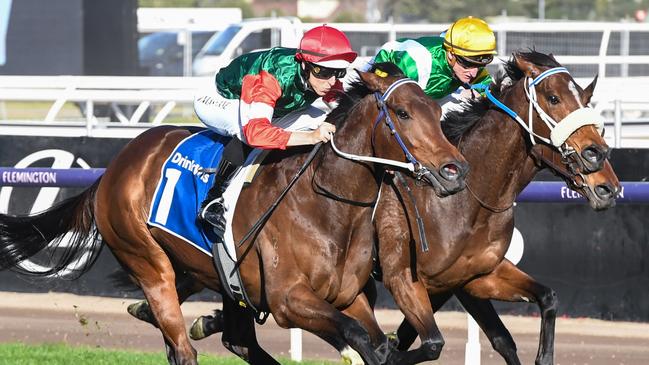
[422,160,469,197]
[583,182,619,211]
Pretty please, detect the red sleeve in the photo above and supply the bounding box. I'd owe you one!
[243,118,291,150]
[239,71,291,149]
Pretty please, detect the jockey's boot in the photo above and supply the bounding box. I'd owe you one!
[199,158,240,235]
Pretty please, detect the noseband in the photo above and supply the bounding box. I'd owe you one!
[330,78,435,181]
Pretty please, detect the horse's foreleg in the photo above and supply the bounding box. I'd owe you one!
[339,292,393,364]
[342,291,445,365]
[454,289,521,365]
[274,283,384,365]
[463,259,557,365]
[110,246,197,365]
[392,291,454,351]
[383,271,445,362]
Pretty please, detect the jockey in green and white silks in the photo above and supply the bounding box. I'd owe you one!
[365,16,497,119]
[194,25,357,233]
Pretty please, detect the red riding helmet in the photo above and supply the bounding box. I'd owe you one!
[296,25,357,69]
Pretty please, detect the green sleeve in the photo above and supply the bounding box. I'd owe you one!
[373,47,420,82]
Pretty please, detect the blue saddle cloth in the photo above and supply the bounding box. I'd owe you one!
[147,129,229,255]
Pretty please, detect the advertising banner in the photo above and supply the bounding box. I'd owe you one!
[0,135,647,319]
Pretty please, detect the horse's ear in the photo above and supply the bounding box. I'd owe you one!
[513,52,540,78]
[356,69,391,93]
[582,74,598,105]
[548,53,558,63]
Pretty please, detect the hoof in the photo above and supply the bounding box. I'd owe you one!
[189,316,209,340]
[127,300,155,325]
[189,311,223,341]
[386,331,400,348]
[340,346,364,365]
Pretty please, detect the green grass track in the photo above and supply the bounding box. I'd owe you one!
[0,342,339,365]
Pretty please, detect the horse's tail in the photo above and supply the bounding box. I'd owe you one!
[0,179,103,279]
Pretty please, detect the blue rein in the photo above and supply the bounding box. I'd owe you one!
[471,66,569,119]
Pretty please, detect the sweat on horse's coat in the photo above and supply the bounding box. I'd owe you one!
[0,69,468,365]
[374,50,620,365]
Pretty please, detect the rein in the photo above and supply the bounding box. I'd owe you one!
[330,78,434,181]
[465,180,514,213]
[465,66,606,210]
[320,77,433,206]
[233,142,324,263]
[458,136,515,213]
[471,67,604,154]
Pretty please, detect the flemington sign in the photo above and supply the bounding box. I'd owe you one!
[0,134,647,320]
[0,167,105,187]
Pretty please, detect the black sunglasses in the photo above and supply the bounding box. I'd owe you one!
[307,62,346,80]
[455,54,493,69]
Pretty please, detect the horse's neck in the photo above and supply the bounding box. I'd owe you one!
[317,100,381,203]
[461,90,541,205]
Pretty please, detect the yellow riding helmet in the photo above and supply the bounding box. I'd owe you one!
[444,17,497,61]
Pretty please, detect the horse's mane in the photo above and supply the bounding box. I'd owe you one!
[443,50,561,145]
[327,62,406,128]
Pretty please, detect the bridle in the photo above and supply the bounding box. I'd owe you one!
[472,66,606,186]
[329,77,442,186]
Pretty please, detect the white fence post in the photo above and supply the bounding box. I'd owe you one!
[290,328,302,362]
[465,228,525,365]
[465,315,481,365]
[614,100,622,148]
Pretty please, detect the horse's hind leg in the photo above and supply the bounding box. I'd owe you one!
[454,290,521,365]
[128,273,204,328]
[463,260,557,365]
[220,297,279,364]
[109,242,197,365]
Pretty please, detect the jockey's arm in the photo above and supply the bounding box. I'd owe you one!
[239,71,334,150]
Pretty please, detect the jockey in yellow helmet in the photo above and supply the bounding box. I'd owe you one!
[369,17,496,116]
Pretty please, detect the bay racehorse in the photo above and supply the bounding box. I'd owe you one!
[371,51,620,365]
[0,69,468,365]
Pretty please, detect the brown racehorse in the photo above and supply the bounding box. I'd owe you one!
[0,70,468,365]
[370,51,620,365]
[145,52,621,365]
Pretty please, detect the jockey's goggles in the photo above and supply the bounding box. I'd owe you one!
[455,54,494,69]
[307,62,347,80]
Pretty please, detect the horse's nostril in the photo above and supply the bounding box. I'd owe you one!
[582,147,600,163]
[595,184,612,198]
[582,145,608,164]
[441,163,460,181]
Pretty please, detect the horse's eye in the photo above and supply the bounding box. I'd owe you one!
[396,109,409,120]
[548,95,560,105]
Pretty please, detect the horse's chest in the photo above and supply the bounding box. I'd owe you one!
[424,240,507,291]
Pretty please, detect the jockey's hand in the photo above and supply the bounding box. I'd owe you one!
[459,88,480,100]
[311,122,336,144]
